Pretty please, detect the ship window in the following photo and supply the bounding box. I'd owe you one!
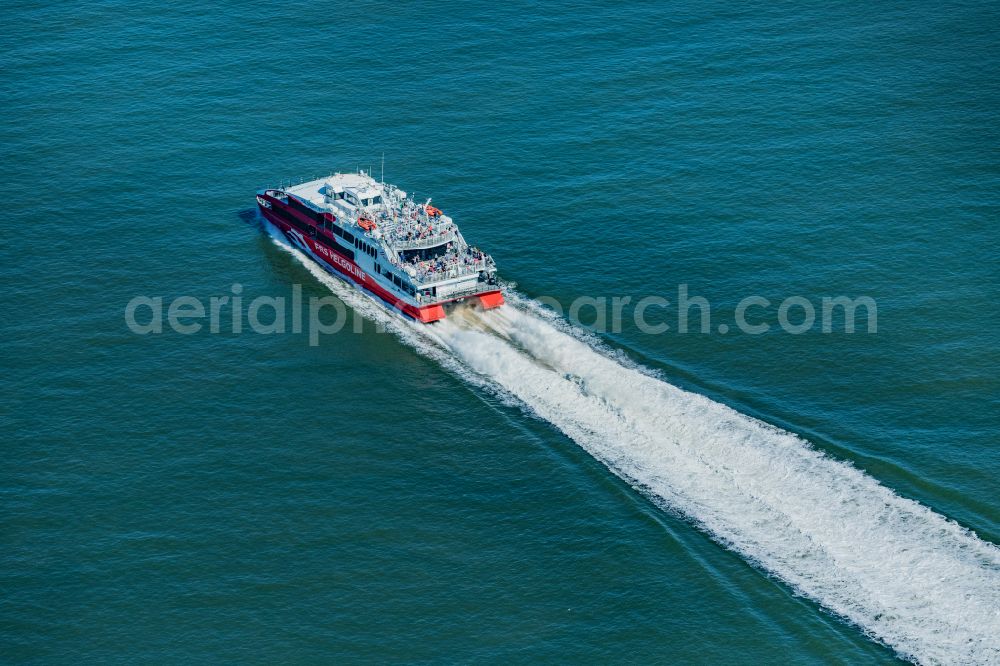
[308,226,317,238]
[288,196,322,222]
[399,243,450,263]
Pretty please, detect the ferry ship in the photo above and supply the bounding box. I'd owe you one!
[256,171,503,322]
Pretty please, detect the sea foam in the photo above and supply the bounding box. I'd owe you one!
[269,227,1000,665]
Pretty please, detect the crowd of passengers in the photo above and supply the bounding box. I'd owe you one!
[405,247,489,281]
[379,211,455,246]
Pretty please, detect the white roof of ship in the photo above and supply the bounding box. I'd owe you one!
[286,172,385,210]
[348,184,382,199]
[325,172,383,198]
[284,182,326,209]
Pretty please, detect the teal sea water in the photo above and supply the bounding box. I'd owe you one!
[4,1,1000,663]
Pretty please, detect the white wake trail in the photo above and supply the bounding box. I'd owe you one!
[267,228,1000,665]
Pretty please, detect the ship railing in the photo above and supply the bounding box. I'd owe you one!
[432,282,498,301]
[409,256,495,284]
[388,228,457,250]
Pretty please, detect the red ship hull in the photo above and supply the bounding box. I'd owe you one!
[258,204,502,323]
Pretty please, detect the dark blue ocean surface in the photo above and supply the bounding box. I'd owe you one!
[3,1,999,663]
